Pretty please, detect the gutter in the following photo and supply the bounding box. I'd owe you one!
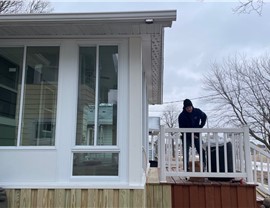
[0,10,176,26]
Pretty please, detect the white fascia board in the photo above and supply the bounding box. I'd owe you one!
[0,10,176,25]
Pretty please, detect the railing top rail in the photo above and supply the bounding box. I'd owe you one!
[164,127,246,133]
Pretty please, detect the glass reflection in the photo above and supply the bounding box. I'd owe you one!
[0,47,23,146]
[21,47,59,146]
[73,152,119,176]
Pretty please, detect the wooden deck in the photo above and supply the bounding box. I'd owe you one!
[147,168,258,208]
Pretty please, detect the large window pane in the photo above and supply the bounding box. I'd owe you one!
[21,47,59,146]
[73,152,119,176]
[74,46,119,176]
[76,47,96,145]
[76,46,118,146]
[97,46,118,145]
[0,47,23,146]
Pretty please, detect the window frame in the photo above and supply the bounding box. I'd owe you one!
[0,40,61,149]
[70,39,128,181]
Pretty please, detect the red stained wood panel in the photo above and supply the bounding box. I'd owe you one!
[198,186,206,208]
[205,186,215,208]
[172,182,257,208]
[220,186,231,208]
[189,186,200,208]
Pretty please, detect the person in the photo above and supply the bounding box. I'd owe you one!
[178,99,207,171]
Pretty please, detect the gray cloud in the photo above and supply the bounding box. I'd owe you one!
[51,1,270,117]
[163,3,270,107]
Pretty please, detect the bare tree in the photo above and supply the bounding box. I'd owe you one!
[161,104,180,157]
[203,54,270,150]
[161,104,179,129]
[234,0,264,15]
[0,0,53,14]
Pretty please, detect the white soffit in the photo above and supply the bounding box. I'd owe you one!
[0,10,176,104]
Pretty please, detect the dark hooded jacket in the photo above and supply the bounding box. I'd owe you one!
[178,107,207,140]
[178,107,207,129]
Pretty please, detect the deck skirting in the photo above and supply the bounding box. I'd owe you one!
[5,188,147,208]
[171,181,257,208]
[2,180,257,207]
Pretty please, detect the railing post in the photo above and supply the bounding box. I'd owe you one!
[243,125,253,182]
[158,132,161,168]
[159,125,166,182]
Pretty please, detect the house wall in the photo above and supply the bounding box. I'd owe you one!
[0,38,147,188]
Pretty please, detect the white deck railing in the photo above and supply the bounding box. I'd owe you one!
[159,126,253,183]
[250,143,270,195]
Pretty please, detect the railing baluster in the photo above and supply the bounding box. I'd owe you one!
[215,132,220,173]
[168,135,172,172]
[254,149,257,184]
[240,132,244,173]
[199,132,203,172]
[207,132,211,173]
[192,133,195,172]
[260,153,263,185]
[158,132,161,168]
[175,134,179,173]
[224,132,228,173]
[183,133,187,172]
[231,133,236,173]
[235,134,239,171]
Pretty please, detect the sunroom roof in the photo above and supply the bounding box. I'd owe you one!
[0,10,176,104]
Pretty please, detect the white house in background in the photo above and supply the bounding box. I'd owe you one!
[0,10,176,188]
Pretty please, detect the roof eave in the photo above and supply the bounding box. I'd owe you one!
[0,10,177,105]
[0,10,176,25]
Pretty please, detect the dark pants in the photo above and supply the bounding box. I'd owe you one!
[182,135,206,171]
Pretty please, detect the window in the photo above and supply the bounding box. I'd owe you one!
[73,46,119,176]
[0,46,59,146]
[0,47,23,146]
[73,153,118,176]
[21,47,59,146]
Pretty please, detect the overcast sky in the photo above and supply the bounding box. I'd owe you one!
[51,1,270,121]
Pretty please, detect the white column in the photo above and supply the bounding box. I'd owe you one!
[55,40,79,182]
[128,37,143,186]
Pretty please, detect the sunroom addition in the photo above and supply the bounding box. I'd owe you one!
[0,11,176,188]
